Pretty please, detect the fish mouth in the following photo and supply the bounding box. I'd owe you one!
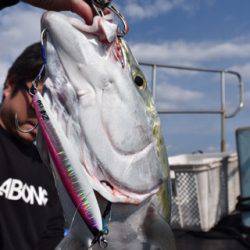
[41,11,164,204]
[87,165,162,205]
[81,140,164,205]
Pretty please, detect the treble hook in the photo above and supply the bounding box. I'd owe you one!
[40,28,47,47]
[91,0,112,10]
[99,236,108,248]
[90,234,108,249]
[90,0,129,37]
[40,29,47,64]
[107,4,129,37]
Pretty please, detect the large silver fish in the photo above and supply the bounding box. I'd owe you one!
[36,10,175,250]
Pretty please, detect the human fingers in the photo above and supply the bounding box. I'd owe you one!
[22,0,94,24]
[70,0,94,24]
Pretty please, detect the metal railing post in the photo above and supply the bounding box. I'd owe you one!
[152,64,157,100]
[220,71,226,152]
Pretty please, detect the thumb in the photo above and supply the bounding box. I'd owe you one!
[71,1,94,25]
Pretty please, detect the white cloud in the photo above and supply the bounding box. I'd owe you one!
[231,63,250,80]
[122,0,215,20]
[124,0,182,19]
[156,83,203,108]
[228,63,250,109]
[0,5,43,85]
[131,41,250,65]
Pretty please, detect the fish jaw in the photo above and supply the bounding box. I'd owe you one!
[41,11,169,204]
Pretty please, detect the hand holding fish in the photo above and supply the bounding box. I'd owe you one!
[22,0,94,24]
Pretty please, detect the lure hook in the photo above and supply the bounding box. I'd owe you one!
[107,4,129,37]
[40,28,47,47]
[90,0,129,37]
[99,236,108,248]
[40,29,47,64]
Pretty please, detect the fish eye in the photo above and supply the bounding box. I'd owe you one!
[132,71,147,90]
[134,75,144,87]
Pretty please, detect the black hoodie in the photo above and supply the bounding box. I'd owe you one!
[0,127,64,250]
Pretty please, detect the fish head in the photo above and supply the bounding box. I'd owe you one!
[41,11,170,205]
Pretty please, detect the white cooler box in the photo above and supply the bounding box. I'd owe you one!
[169,152,240,232]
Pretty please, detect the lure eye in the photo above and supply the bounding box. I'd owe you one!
[134,75,144,87]
[133,72,147,90]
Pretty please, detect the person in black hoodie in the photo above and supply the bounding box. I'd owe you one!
[0,43,65,250]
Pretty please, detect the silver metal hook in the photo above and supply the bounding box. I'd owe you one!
[108,5,129,37]
[91,0,112,10]
[40,28,47,47]
[90,234,108,249]
[15,113,38,134]
[90,1,129,37]
[99,236,108,248]
[92,4,105,16]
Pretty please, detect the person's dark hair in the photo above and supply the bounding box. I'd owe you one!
[2,42,45,100]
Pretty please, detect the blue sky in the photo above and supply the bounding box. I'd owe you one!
[1,0,250,155]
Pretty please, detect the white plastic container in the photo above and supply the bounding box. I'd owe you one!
[169,152,239,232]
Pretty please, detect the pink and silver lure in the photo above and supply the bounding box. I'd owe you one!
[32,91,103,238]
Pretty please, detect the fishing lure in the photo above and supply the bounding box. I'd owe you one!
[32,89,108,245]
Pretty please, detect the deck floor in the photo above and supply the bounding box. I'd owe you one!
[174,230,248,250]
[173,214,250,250]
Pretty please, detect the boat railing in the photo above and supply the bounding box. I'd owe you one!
[139,62,244,152]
